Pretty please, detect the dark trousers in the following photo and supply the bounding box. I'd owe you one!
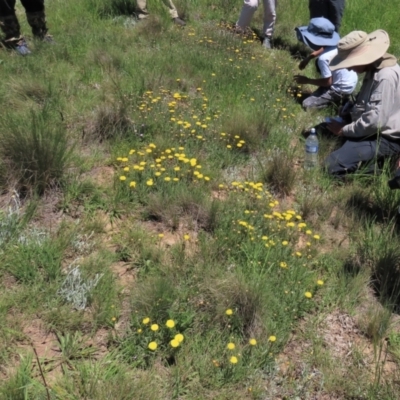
[325,136,400,176]
[309,0,345,32]
[0,0,44,16]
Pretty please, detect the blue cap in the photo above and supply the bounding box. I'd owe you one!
[295,17,340,48]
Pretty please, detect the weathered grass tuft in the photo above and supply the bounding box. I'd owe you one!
[260,149,296,197]
[201,274,265,337]
[85,103,134,142]
[347,221,400,309]
[143,185,220,232]
[0,109,73,195]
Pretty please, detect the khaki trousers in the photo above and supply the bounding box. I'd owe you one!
[136,0,179,19]
[237,0,277,38]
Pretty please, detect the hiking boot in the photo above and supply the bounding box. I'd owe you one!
[172,17,186,26]
[41,34,55,44]
[0,14,27,53]
[262,36,272,49]
[14,39,31,55]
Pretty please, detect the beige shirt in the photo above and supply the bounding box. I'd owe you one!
[343,62,400,140]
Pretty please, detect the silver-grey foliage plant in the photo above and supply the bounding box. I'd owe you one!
[58,266,103,310]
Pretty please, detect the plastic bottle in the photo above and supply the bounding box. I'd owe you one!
[304,128,319,169]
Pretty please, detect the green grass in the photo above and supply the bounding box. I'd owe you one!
[1,0,400,398]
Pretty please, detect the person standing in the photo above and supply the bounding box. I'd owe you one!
[0,0,52,55]
[236,0,277,49]
[309,0,345,32]
[135,0,186,26]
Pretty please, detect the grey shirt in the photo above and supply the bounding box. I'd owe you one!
[342,63,400,140]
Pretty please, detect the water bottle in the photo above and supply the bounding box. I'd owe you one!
[305,128,319,169]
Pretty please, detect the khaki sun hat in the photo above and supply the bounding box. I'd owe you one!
[330,30,390,71]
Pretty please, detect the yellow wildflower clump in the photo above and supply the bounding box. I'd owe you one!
[166,319,175,328]
[170,339,180,348]
[175,333,184,343]
[148,341,157,351]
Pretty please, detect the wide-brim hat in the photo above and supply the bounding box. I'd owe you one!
[330,30,390,71]
[295,17,340,48]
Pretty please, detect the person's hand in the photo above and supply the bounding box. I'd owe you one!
[339,101,353,117]
[293,75,309,85]
[298,58,309,70]
[327,120,346,136]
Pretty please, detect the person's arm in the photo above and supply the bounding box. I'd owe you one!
[293,75,332,87]
[342,77,391,138]
[298,47,324,70]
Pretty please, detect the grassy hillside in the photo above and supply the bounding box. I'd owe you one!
[1,0,400,398]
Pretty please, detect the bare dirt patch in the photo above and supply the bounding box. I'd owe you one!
[18,319,62,383]
[273,308,399,399]
[110,261,136,290]
[32,190,64,231]
[82,166,115,188]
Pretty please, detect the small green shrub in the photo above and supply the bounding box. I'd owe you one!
[3,236,64,283]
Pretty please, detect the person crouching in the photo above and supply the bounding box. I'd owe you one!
[294,18,357,110]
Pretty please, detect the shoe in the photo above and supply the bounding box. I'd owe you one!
[41,34,55,44]
[262,36,272,49]
[173,17,186,26]
[15,39,31,55]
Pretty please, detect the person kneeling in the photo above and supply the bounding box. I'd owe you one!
[294,18,357,110]
[325,30,400,178]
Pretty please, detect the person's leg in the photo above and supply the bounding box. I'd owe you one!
[237,0,259,31]
[0,0,17,15]
[309,0,328,19]
[163,0,179,19]
[164,0,185,25]
[261,0,276,48]
[0,0,30,54]
[262,0,276,37]
[0,0,21,44]
[136,0,184,25]
[302,87,341,110]
[136,0,149,19]
[325,137,400,176]
[327,0,345,32]
[20,0,51,40]
[20,0,44,13]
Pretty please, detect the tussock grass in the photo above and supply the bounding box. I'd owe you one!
[144,186,219,232]
[260,149,297,197]
[0,109,73,194]
[85,103,134,142]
